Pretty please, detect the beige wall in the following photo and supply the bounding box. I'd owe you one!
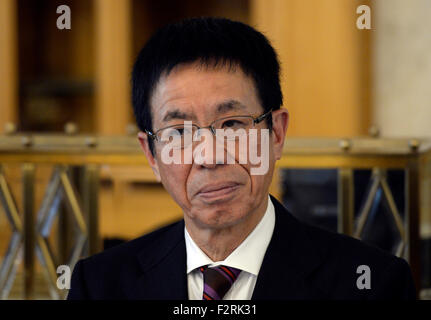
[373,0,431,138]
[372,0,431,237]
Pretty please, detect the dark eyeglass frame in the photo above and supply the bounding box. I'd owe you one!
[145,109,273,142]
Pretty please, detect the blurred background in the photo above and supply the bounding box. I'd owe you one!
[0,0,430,299]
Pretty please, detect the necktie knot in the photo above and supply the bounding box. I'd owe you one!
[200,265,241,300]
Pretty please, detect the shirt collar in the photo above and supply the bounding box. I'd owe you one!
[184,195,275,276]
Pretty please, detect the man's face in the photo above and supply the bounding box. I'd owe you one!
[139,62,288,231]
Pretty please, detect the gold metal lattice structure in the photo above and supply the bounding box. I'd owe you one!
[353,168,406,257]
[0,134,430,299]
[0,162,98,300]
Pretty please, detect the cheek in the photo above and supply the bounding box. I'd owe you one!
[157,162,193,207]
[249,174,268,194]
[249,146,275,193]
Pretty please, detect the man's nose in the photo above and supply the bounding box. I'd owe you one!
[192,129,225,168]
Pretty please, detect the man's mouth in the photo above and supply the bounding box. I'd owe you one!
[196,182,240,200]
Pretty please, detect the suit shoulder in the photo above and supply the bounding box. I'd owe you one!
[68,219,184,299]
[296,219,415,298]
[79,219,183,268]
[302,221,398,266]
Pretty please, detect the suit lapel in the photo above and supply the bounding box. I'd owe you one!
[252,196,327,299]
[133,220,188,299]
[131,196,327,300]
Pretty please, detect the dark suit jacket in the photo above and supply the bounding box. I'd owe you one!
[67,196,416,300]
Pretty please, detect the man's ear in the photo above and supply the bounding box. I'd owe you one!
[137,131,161,181]
[271,108,289,160]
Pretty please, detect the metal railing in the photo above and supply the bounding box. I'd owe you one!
[0,134,430,299]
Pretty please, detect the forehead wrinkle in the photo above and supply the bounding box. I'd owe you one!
[151,71,193,122]
[152,65,258,128]
[215,99,248,114]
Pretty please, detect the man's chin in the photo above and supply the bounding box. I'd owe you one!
[191,205,249,230]
[197,216,241,231]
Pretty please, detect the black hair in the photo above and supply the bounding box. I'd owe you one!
[132,17,283,154]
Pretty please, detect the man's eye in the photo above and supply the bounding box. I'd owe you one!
[222,119,246,128]
[163,128,182,136]
[166,127,192,136]
[176,128,185,135]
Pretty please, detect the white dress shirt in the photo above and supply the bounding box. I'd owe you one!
[185,196,275,300]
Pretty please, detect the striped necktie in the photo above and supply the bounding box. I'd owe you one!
[200,265,242,300]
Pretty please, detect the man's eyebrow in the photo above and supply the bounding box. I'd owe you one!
[162,110,194,122]
[216,100,247,114]
[161,100,246,122]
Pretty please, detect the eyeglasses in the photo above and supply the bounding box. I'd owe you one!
[145,109,272,149]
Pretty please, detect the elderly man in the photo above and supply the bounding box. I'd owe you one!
[68,17,416,300]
